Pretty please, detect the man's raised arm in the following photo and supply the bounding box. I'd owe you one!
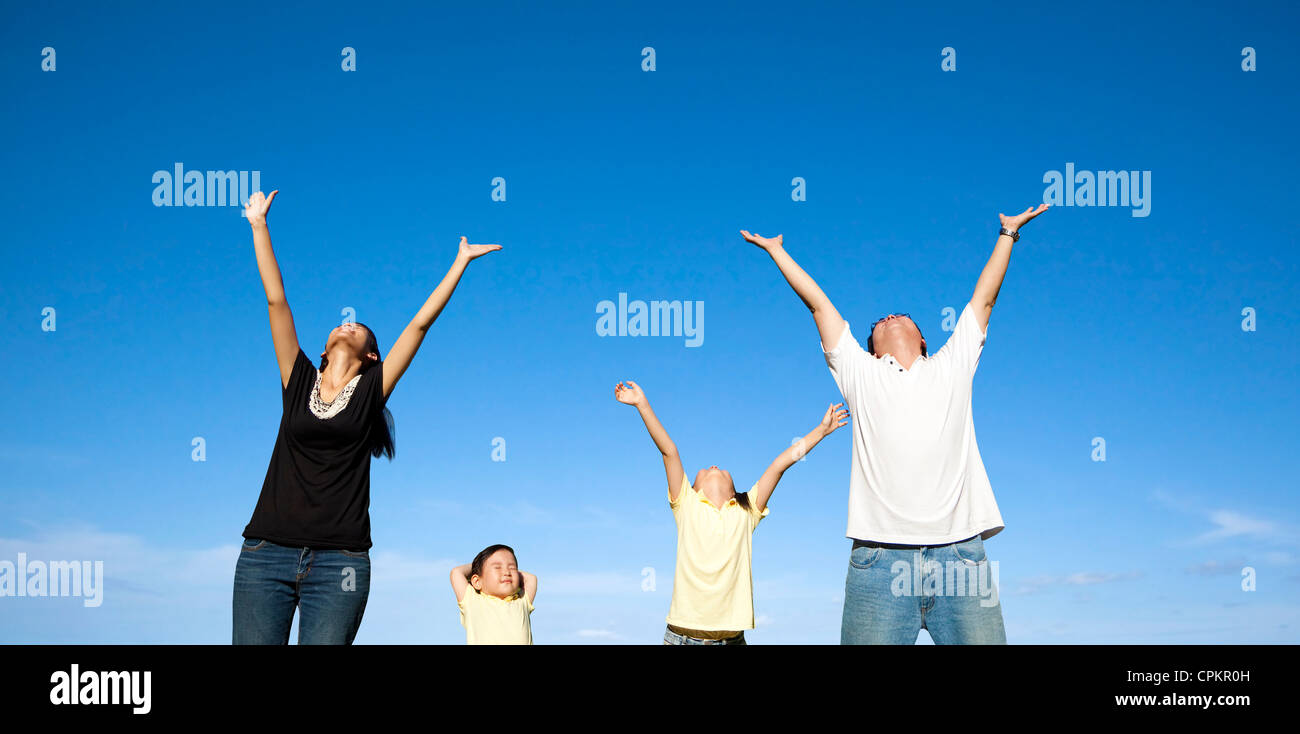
[970,204,1049,331]
[741,230,847,351]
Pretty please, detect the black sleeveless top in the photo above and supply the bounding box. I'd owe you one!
[242,348,386,550]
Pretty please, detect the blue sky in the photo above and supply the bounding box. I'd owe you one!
[1,0,1297,643]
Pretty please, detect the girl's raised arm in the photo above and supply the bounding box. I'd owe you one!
[750,403,849,512]
[615,381,686,501]
[382,237,501,401]
[244,190,299,388]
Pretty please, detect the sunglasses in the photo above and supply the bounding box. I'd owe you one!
[866,313,926,356]
[869,313,912,331]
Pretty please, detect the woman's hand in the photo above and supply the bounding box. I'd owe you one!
[998,203,1049,234]
[615,380,647,407]
[817,402,849,437]
[457,236,503,263]
[740,230,783,251]
[244,190,277,228]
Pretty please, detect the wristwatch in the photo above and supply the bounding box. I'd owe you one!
[999,226,1020,242]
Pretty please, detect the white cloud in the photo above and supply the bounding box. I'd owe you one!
[1150,490,1292,546]
[0,524,237,643]
[0,523,671,643]
[1013,575,1058,595]
[576,628,621,640]
[1261,551,1296,566]
[1186,559,1247,576]
[1191,510,1279,544]
[1063,570,1143,585]
[542,571,646,596]
[1013,570,1142,595]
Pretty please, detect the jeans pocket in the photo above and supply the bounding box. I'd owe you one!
[241,538,268,552]
[849,543,884,570]
[339,548,369,559]
[951,536,987,565]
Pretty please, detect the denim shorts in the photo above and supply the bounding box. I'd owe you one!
[840,534,1006,644]
[663,626,747,645]
[232,537,371,645]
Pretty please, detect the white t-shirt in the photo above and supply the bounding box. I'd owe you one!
[823,302,1004,545]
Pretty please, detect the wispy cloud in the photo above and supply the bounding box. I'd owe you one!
[0,522,678,643]
[0,523,470,643]
[1013,570,1143,595]
[576,628,622,640]
[1064,571,1143,585]
[0,524,241,643]
[1186,552,1298,577]
[542,570,646,596]
[1192,510,1279,544]
[1262,551,1296,566]
[417,498,555,525]
[415,498,645,531]
[1186,559,1248,576]
[1151,489,1293,546]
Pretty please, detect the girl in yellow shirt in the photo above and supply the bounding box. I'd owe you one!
[615,380,847,644]
[450,544,537,645]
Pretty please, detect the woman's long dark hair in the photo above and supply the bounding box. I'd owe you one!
[318,321,395,460]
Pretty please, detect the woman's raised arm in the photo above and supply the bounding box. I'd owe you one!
[381,237,501,400]
[244,190,299,388]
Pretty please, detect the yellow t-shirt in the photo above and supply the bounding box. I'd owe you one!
[458,588,534,645]
[665,475,770,632]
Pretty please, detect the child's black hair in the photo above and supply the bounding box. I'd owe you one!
[470,544,517,579]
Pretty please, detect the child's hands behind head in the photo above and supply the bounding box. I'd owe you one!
[615,380,647,407]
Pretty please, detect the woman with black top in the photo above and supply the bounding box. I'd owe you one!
[233,189,501,644]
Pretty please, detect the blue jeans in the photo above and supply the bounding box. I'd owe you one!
[841,535,1006,644]
[232,538,371,645]
[663,626,747,645]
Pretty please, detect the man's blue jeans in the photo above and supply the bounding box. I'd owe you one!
[841,534,1006,644]
[232,538,371,645]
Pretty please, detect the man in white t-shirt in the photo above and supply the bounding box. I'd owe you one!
[741,203,1048,644]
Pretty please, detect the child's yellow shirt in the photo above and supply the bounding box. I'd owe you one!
[458,587,534,645]
[666,475,769,632]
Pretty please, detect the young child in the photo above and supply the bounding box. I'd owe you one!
[450,544,538,645]
[615,380,848,644]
